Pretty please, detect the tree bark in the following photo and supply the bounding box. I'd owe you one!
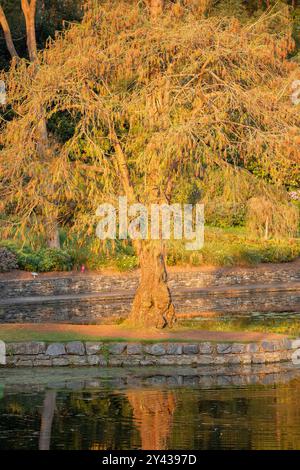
[0,6,19,59]
[45,217,60,249]
[128,241,176,328]
[111,128,175,328]
[21,0,38,62]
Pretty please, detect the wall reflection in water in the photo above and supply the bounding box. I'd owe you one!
[1,367,300,450]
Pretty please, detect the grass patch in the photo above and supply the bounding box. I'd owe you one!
[179,317,300,337]
[0,326,199,343]
[167,227,300,267]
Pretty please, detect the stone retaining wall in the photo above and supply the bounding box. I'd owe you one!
[2,338,300,367]
[1,285,300,324]
[1,262,300,298]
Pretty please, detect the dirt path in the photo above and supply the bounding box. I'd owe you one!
[0,323,287,342]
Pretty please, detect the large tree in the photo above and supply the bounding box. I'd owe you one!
[0,0,63,248]
[1,1,299,327]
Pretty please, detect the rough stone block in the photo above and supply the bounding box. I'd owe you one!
[52,357,69,366]
[231,343,247,354]
[246,343,259,353]
[17,359,33,367]
[68,355,87,365]
[291,339,300,350]
[122,357,142,366]
[261,341,276,352]
[108,357,123,366]
[46,343,66,356]
[87,355,101,365]
[199,342,214,354]
[85,342,103,355]
[7,342,45,355]
[144,344,166,356]
[264,352,281,363]
[108,343,127,355]
[140,358,157,366]
[217,343,232,354]
[33,359,52,367]
[182,344,199,355]
[127,343,143,355]
[194,355,215,365]
[165,343,183,355]
[66,341,85,356]
[252,354,266,364]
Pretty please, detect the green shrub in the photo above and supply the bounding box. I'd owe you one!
[0,247,18,272]
[115,254,138,271]
[0,243,73,272]
[36,249,73,272]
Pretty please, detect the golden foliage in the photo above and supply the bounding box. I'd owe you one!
[0,1,299,239]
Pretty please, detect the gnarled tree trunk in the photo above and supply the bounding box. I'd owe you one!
[128,241,176,328]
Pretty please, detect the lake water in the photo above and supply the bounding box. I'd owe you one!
[1,366,300,450]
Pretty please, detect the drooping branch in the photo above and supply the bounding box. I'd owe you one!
[145,0,165,18]
[110,126,136,205]
[0,5,19,59]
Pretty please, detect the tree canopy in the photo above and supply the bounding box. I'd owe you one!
[0,0,300,326]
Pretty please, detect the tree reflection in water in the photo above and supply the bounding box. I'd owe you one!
[126,390,176,450]
[1,369,300,450]
[39,391,56,450]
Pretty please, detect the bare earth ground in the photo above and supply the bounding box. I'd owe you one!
[1,258,300,280]
[0,323,287,343]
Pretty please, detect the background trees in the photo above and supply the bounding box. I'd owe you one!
[0,0,83,68]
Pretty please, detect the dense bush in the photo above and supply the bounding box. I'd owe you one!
[0,247,18,272]
[17,248,73,272]
[0,242,73,272]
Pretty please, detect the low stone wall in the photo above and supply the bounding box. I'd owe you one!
[1,284,300,324]
[2,338,300,368]
[1,263,300,323]
[1,261,300,298]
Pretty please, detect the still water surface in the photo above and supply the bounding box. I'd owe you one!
[1,367,300,450]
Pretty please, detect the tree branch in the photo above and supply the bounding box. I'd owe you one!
[0,5,19,59]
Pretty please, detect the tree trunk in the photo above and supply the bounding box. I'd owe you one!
[46,216,60,249]
[0,6,19,59]
[21,0,38,62]
[128,242,176,328]
[111,130,175,328]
